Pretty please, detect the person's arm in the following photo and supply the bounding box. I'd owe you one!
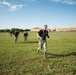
[37,33,42,39]
[37,30,42,40]
[47,31,50,38]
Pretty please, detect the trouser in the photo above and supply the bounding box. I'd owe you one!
[38,39,47,53]
[24,36,27,41]
[14,36,18,43]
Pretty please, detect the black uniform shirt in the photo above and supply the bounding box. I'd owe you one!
[38,29,49,40]
[24,32,28,37]
[14,31,19,36]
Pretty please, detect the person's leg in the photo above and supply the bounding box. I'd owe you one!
[16,36,18,42]
[43,40,47,58]
[14,36,17,43]
[24,36,26,41]
[25,36,27,41]
[37,39,43,52]
[14,36,18,43]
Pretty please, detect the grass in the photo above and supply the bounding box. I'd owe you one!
[0,32,76,75]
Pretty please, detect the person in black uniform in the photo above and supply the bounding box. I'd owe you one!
[9,31,13,37]
[37,25,49,58]
[23,31,29,41]
[14,31,19,43]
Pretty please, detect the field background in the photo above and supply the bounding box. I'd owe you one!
[0,32,76,75]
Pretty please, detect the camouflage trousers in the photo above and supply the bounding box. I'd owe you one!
[14,36,18,43]
[24,36,27,41]
[37,39,47,53]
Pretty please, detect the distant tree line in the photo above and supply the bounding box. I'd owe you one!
[0,28,30,33]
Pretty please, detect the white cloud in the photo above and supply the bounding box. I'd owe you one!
[62,0,76,5]
[52,0,61,2]
[0,1,11,6]
[27,0,36,2]
[0,1,25,11]
[9,4,25,11]
[51,0,76,5]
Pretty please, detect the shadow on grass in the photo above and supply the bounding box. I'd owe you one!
[20,41,38,44]
[46,52,76,58]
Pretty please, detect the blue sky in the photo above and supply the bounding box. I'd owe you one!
[0,0,76,29]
